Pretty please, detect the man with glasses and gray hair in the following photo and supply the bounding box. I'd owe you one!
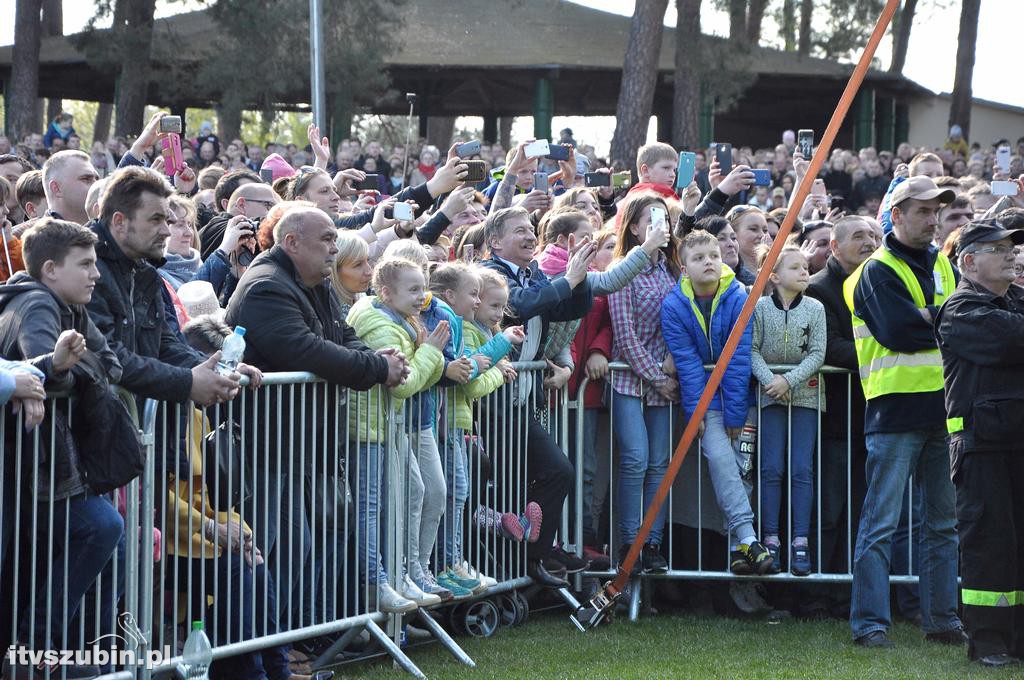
[935,219,1024,668]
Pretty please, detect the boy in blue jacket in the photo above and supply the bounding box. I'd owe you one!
[661,229,774,575]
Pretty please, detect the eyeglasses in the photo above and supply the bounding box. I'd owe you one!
[970,245,1015,256]
[245,198,277,208]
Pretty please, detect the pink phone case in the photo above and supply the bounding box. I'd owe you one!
[162,134,184,176]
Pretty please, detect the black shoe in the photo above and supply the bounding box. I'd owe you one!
[618,543,641,577]
[925,627,968,645]
[641,543,668,573]
[978,653,1020,667]
[551,546,590,573]
[528,559,569,588]
[740,540,775,575]
[854,631,895,648]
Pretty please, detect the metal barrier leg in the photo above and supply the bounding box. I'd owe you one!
[414,610,475,667]
[627,578,641,622]
[364,619,426,679]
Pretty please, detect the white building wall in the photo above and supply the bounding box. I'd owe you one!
[907,94,1024,149]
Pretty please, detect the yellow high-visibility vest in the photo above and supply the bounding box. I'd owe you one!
[842,247,955,401]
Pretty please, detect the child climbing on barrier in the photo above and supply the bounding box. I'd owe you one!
[429,263,537,589]
[661,229,775,576]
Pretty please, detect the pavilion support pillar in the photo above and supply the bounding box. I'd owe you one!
[853,87,875,150]
[895,101,910,146]
[656,102,672,143]
[876,96,895,153]
[418,110,428,141]
[482,114,498,144]
[499,117,513,151]
[533,77,553,141]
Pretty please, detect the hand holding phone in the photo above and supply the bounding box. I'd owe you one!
[715,143,733,175]
[392,202,415,221]
[533,172,549,193]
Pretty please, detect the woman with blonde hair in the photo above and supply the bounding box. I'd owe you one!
[331,231,373,319]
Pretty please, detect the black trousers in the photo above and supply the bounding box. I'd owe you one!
[818,436,868,573]
[494,408,573,562]
[956,450,1024,659]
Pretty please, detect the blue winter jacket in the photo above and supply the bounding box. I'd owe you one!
[661,265,752,429]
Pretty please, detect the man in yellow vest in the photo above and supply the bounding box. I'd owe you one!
[935,219,1024,668]
[845,176,965,648]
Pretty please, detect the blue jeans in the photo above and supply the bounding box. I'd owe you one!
[353,443,387,584]
[700,410,756,544]
[613,394,671,545]
[568,407,599,545]
[22,492,124,647]
[850,428,960,639]
[440,429,469,569]
[759,405,817,538]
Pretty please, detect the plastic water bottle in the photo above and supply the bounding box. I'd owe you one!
[217,326,246,376]
[178,621,212,679]
[738,423,757,481]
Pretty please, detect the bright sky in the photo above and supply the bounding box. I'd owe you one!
[1,0,1018,154]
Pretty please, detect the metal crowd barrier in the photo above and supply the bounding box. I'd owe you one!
[571,362,923,620]
[5,360,902,676]
[0,363,565,680]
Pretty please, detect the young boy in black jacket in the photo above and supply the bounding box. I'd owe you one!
[0,218,124,679]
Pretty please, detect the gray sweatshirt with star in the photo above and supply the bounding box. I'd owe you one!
[751,292,827,411]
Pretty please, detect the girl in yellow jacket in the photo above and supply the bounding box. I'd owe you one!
[346,257,449,613]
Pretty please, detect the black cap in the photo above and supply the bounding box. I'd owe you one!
[958,219,1024,251]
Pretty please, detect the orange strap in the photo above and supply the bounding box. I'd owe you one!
[612,0,902,591]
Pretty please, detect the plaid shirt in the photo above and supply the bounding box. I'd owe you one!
[608,258,677,405]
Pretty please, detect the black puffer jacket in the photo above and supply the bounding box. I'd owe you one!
[935,278,1024,478]
[87,219,203,403]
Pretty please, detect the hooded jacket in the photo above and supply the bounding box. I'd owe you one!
[661,265,752,428]
[454,321,510,431]
[87,219,202,403]
[0,273,121,499]
[346,296,445,442]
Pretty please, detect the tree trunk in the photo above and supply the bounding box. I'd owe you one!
[114,0,157,137]
[745,0,769,45]
[672,0,702,150]
[609,0,670,170]
[93,103,113,144]
[889,0,916,73]
[797,0,813,56]
[42,0,63,122]
[216,101,242,143]
[426,116,456,150]
[8,0,43,140]
[728,0,747,42]
[948,0,980,140]
[781,0,796,51]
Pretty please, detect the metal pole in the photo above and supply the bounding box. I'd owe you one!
[309,0,327,128]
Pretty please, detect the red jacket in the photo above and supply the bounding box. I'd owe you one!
[569,294,613,409]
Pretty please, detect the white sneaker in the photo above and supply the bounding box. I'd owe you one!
[375,581,418,613]
[401,573,442,607]
[457,562,495,591]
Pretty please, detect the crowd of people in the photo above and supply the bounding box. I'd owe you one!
[0,107,1023,678]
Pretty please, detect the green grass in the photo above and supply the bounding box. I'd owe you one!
[329,611,1015,679]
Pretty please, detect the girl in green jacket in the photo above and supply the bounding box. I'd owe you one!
[346,257,449,613]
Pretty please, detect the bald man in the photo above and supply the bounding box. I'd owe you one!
[225,205,407,624]
[199,182,280,260]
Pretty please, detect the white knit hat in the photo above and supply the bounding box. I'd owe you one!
[177,280,221,319]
